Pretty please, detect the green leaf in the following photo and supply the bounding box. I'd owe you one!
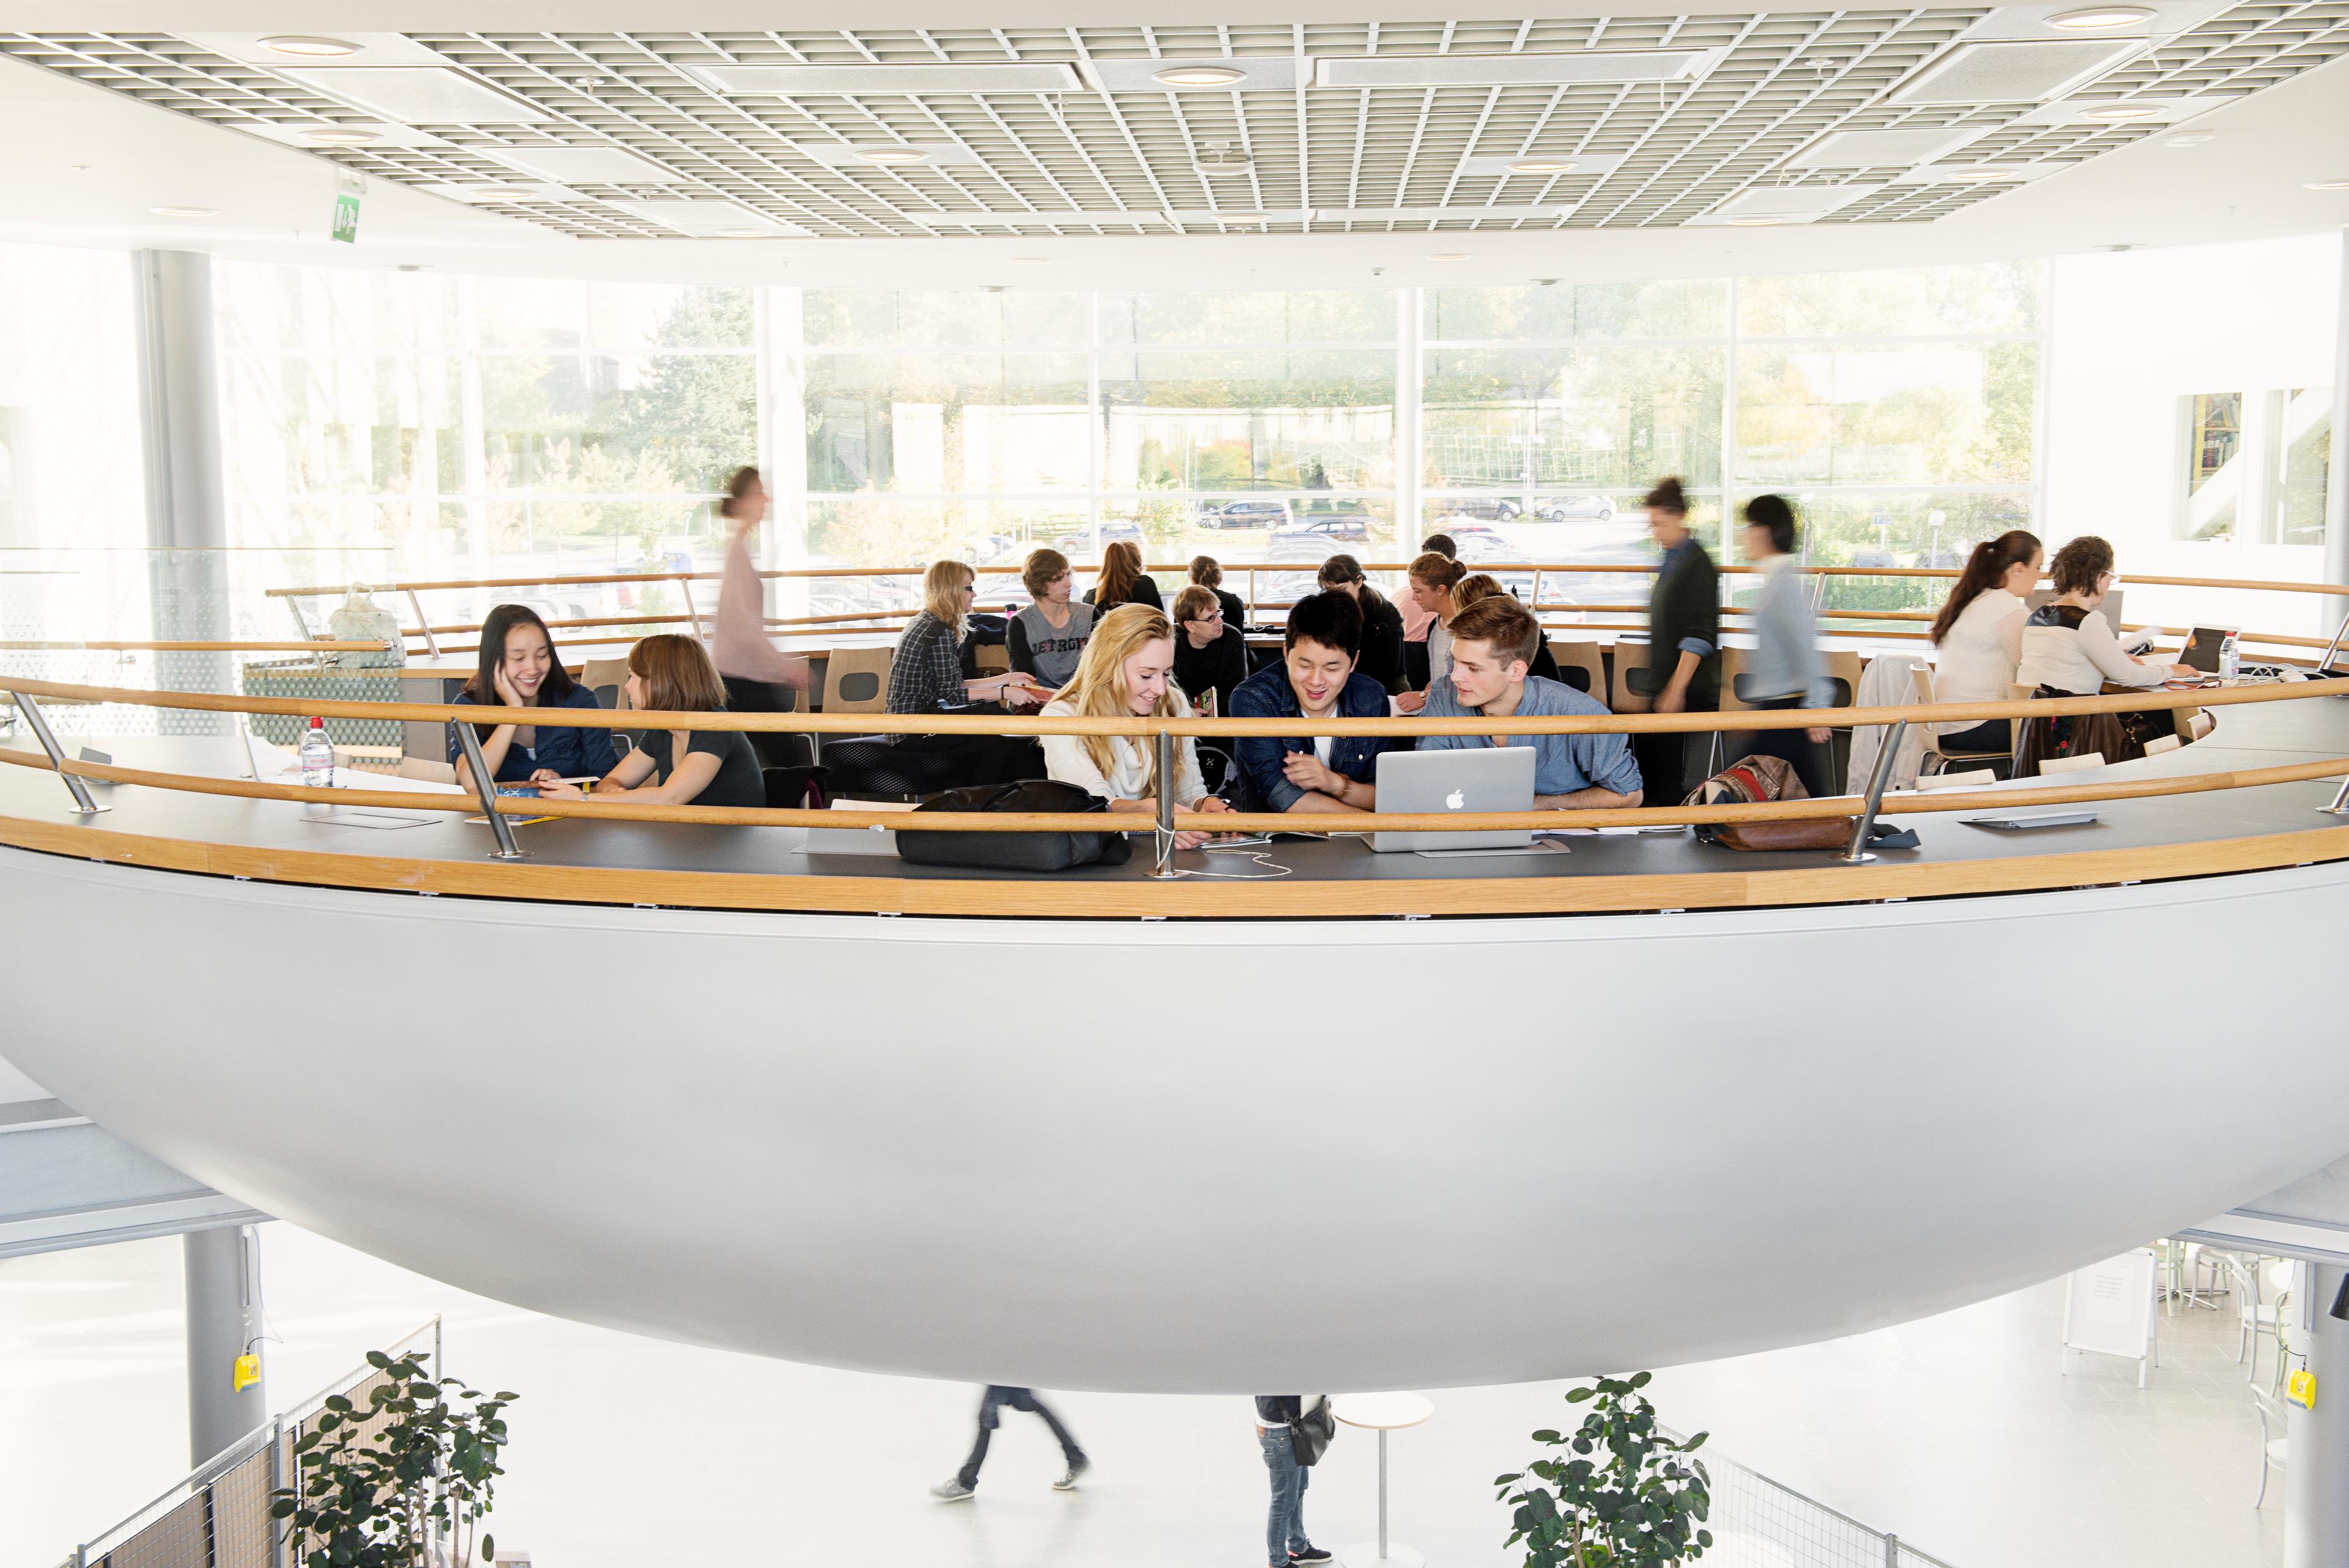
[481,1534,494,1562]
[365,1351,391,1370]
[1565,1388,1595,1403]
[1532,1428,1560,1443]
[1628,1371,1652,1388]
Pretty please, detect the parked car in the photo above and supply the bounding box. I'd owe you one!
[1531,494,1617,523]
[1050,520,1149,562]
[1442,497,1523,522]
[1272,513,1371,545]
[1201,499,1293,530]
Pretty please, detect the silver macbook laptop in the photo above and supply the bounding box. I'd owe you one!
[1370,746,1537,853]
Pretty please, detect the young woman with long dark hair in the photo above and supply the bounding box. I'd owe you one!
[1316,553,1408,694]
[1082,539,1165,614]
[448,603,617,795]
[1926,529,2042,757]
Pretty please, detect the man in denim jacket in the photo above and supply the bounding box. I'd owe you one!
[1230,593,1405,816]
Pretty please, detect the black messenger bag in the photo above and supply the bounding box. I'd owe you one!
[894,780,1134,872]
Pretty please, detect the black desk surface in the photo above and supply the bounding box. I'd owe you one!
[4,690,2345,915]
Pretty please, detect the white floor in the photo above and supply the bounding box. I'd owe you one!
[0,1225,2287,1568]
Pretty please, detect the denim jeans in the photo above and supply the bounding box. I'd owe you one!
[957,1386,1084,1490]
[1259,1427,1310,1566]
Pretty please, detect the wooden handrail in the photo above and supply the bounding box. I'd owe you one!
[13,742,2345,836]
[2,671,2339,738]
[0,639,392,652]
[271,562,2349,599]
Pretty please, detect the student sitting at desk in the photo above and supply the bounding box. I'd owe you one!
[449,602,619,795]
[533,634,765,809]
[888,559,1046,788]
[1007,546,1094,692]
[1451,572,1560,683]
[1228,592,1404,817]
[1315,554,1408,695]
[2013,534,2195,775]
[1082,539,1165,614]
[1039,604,1230,849]
[1416,595,1644,811]
[1171,585,1248,718]
[1190,554,1249,631]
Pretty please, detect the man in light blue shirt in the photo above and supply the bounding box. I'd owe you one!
[1416,595,1643,809]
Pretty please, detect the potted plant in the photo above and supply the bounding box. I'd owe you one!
[1495,1372,1712,1567]
[272,1349,516,1568]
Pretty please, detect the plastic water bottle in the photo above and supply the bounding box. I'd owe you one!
[300,717,335,789]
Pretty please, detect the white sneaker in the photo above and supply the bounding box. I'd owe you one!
[931,1479,975,1501]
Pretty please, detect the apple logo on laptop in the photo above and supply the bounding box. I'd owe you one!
[1445,789,1466,811]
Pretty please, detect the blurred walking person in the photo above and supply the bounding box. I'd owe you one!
[1620,476,1720,803]
[1736,494,1834,800]
[932,1386,1088,1500]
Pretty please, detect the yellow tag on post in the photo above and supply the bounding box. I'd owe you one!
[2289,1368,2317,1411]
[233,1353,261,1393]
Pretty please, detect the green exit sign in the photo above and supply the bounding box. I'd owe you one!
[331,173,363,243]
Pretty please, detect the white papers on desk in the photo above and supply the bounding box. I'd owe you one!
[807,797,915,855]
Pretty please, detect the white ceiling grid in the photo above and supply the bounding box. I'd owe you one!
[4,6,2345,241]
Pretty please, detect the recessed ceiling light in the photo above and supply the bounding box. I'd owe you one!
[2046,5,2156,28]
[2306,178,2349,191]
[470,185,535,201]
[1726,215,1785,227]
[259,35,360,57]
[2080,102,2163,121]
[1948,168,2019,182]
[2167,132,2216,147]
[1010,256,1050,265]
[1507,158,1580,175]
[1425,252,1472,261]
[149,206,217,217]
[1195,145,1254,178]
[305,127,382,146]
[714,227,773,239]
[1153,64,1248,87]
[858,146,927,165]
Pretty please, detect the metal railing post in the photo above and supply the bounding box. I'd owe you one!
[269,1414,286,1568]
[1841,718,1906,864]
[14,691,107,814]
[1150,728,1179,879]
[2321,773,2349,815]
[1885,1531,1900,1567]
[283,596,314,643]
[679,577,701,639]
[404,590,440,658]
[451,717,526,860]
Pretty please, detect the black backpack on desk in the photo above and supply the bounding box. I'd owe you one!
[894,780,1134,872]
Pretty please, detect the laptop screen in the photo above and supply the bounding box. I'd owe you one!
[2178,626,2234,675]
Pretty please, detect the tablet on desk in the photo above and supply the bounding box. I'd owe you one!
[1962,809,2100,830]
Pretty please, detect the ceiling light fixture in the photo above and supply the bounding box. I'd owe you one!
[1948,168,2018,182]
[1507,158,1580,175]
[1726,215,1785,226]
[858,146,927,165]
[1010,256,1050,265]
[470,185,535,201]
[2046,5,2156,28]
[1153,64,1248,87]
[2080,102,2162,121]
[149,206,217,217]
[2167,132,2216,146]
[714,227,773,239]
[2305,177,2349,191]
[1425,252,1472,261]
[259,35,360,57]
[1195,144,1254,178]
[305,128,382,146]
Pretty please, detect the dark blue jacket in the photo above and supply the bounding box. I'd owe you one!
[1230,661,1402,812]
[448,683,620,784]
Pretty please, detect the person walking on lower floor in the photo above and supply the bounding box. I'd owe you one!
[1256,1396,1334,1567]
[932,1386,1088,1499]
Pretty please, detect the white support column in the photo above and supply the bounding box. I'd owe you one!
[131,249,232,719]
[1396,288,1424,551]
[2286,1263,2349,1567]
[2323,228,2349,635]
[1720,276,1740,559]
[184,1224,265,1465]
[1087,291,1104,554]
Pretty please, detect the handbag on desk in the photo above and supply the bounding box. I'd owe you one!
[1682,754,1850,852]
[894,779,1134,872]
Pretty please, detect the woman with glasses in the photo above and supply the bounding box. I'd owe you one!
[2013,535,2195,774]
[884,559,1045,787]
[1190,555,1249,630]
[1314,553,1408,695]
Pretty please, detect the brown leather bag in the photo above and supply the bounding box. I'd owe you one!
[1682,754,1851,852]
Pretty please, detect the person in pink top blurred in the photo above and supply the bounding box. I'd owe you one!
[707,466,810,765]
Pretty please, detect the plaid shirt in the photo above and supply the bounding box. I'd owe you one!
[885,611,967,740]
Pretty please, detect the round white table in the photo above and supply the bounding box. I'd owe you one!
[1330,1392,1434,1568]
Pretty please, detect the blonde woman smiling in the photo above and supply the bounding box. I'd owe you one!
[1039,603,1231,849]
